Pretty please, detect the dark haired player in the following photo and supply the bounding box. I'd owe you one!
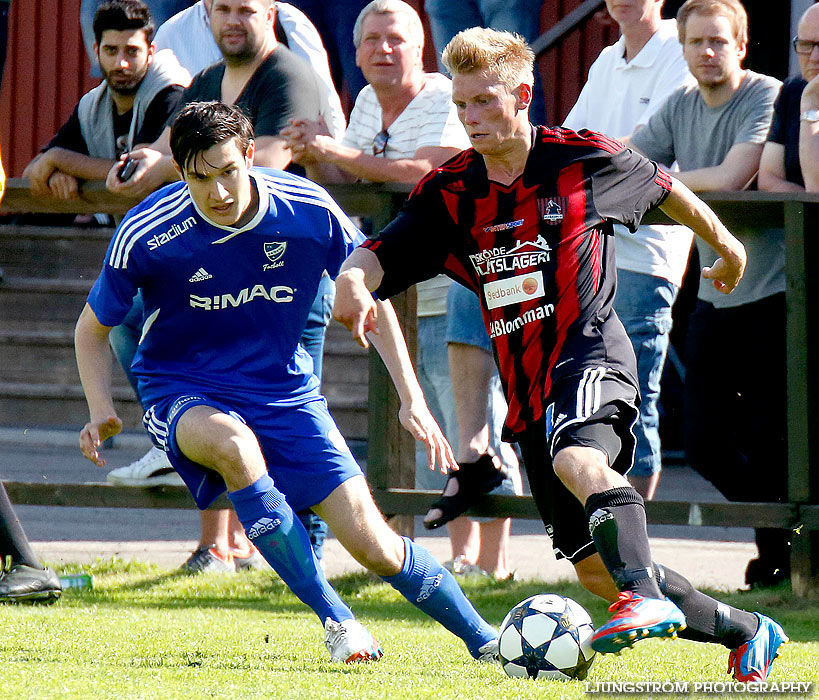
[334,28,788,682]
[75,101,499,664]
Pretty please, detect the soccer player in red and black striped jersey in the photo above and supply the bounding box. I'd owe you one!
[334,26,788,680]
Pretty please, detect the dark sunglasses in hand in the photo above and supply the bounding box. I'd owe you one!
[373,129,389,156]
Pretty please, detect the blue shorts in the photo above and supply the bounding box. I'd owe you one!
[446,283,491,352]
[143,392,363,511]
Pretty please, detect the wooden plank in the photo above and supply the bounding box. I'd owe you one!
[785,199,819,599]
[366,289,417,538]
[372,488,806,529]
[0,179,411,218]
[4,479,812,535]
[3,481,229,509]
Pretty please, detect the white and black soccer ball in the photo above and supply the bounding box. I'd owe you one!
[498,594,596,681]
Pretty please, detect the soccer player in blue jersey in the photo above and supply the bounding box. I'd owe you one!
[75,100,499,664]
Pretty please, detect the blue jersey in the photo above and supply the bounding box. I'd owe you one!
[88,167,364,407]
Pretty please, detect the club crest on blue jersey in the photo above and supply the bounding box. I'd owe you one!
[538,197,567,225]
[263,241,287,270]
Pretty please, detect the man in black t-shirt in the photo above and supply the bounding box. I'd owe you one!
[106,0,321,199]
[335,28,788,683]
[759,2,819,191]
[22,0,188,199]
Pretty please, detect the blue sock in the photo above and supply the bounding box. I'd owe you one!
[381,537,497,658]
[228,473,353,624]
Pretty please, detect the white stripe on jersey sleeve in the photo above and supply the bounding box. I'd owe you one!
[109,187,191,269]
[262,173,363,245]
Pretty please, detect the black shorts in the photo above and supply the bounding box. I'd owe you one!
[517,367,639,564]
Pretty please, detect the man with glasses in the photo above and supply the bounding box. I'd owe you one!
[759,2,819,192]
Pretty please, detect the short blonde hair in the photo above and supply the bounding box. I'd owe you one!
[677,0,748,46]
[442,27,534,90]
[352,0,424,50]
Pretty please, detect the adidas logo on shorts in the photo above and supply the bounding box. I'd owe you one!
[189,267,213,282]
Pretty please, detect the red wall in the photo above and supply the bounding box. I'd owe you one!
[0,0,99,176]
[0,0,616,176]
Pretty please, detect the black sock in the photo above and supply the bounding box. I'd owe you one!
[0,482,42,568]
[655,564,758,648]
[584,487,662,598]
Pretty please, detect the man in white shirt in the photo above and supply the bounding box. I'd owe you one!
[562,0,694,500]
[283,0,521,580]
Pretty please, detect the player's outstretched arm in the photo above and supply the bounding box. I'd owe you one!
[74,304,123,467]
[334,248,385,348]
[659,176,747,294]
[366,299,457,473]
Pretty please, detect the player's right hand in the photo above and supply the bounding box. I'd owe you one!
[79,416,123,467]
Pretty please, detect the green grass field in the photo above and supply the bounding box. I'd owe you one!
[1,559,816,700]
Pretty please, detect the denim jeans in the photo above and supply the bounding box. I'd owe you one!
[423,0,546,126]
[415,314,458,490]
[613,269,678,477]
[416,289,522,503]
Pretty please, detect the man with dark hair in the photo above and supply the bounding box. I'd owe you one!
[334,27,788,682]
[75,100,499,664]
[104,0,337,574]
[23,0,189,198]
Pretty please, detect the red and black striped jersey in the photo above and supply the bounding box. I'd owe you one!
[364,126,672,438]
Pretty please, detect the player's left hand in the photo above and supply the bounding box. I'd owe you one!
[702,246,746,294]
[398,400,457,473]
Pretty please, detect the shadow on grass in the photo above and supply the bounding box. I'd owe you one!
[58,562,819,642]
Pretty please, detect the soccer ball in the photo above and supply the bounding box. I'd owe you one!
[498,594,596,681]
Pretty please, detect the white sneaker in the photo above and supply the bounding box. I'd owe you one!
[106,446,183,486]
[476,638,500,664]
[324,618,383,663]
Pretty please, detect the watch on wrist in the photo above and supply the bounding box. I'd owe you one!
[800,109,819,123]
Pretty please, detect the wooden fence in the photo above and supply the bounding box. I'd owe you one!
[1,181,817,598]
